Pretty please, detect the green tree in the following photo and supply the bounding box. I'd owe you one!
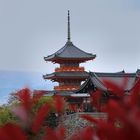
[0,106,16,126]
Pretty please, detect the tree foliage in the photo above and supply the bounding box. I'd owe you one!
[0,106,15,126]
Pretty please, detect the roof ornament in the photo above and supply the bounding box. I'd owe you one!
[67,10,71,42]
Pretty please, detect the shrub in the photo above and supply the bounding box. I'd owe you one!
[0,107,16,126]
[0,78,140,140]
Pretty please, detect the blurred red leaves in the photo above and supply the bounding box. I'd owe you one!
[1,77,140,140]
[0,123,27,140]
[91,77,140,140]
[42,127,65,140]
[91,90,102,110]
[103,76,129,97]
[81,114,98,124]
[54,95,64,113]
[16,88,32,111]
[0,88,66,140]
[31,103,50,133]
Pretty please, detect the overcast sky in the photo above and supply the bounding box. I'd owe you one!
[0,0,140,74]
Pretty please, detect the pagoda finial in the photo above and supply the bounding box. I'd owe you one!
[67,10,71,42]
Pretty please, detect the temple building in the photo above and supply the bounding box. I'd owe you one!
[77,71,140,94]
[43,11,96,91]
[43,11,140,111]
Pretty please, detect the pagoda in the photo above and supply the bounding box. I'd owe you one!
[43,11,96,91]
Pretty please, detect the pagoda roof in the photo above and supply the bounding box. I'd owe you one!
[43,71,89,80]
[44,41,96,62]
[76,70,140,94]
[44,11,96,63]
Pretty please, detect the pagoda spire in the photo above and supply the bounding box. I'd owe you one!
[67,10,71,42]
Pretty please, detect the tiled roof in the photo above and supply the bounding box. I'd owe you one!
[43,71,89,79]
[44,41,96,61]
[76,70,140,93]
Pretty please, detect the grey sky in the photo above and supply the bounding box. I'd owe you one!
[0,0,140,74]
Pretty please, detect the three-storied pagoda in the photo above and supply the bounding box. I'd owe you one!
[43,11,96,91]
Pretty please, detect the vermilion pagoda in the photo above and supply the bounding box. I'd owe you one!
[43,11,140,112]
[43,11,96,91]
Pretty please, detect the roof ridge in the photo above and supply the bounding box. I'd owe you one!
[68,42,95,55]
[52,41,96,58]
[91,72,108,90]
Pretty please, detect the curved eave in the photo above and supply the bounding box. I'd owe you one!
[75,78,91,93]
[92,72,136,77]
[44,55,96,63]
[43,73,55,79]
[43,72,89,80]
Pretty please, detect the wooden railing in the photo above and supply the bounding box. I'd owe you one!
[54,85,80,91]
[55,66,85,72]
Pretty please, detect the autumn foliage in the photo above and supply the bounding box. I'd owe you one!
[0,78,140,140]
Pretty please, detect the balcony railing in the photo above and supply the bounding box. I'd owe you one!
[54,85,80,91]
[55,66,85,72]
